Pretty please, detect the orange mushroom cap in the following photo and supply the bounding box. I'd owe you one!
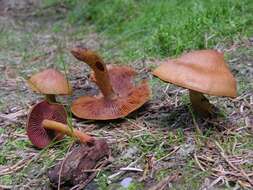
[27,68,72,95]
[153,50,237,97]
[26,100,67,148]
[71,80,150,120]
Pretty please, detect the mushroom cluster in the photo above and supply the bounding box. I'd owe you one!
[24,47,237,189]
[26,48,151,148]
[25,48,237,149]
[27,69,93,148]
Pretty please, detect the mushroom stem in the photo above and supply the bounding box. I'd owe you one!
[71,48,116,99]
[42,119,94,143]
[46,94,56,103]
[189,90,214,117]
[89,59,116,99]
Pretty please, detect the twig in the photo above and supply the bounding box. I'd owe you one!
[0,184,13,189]
[58,142,74,190]
[156,146,179,162]
[0,109,26,119]
[0,109,27,124]
[207,176,224,189]
[215,141,238,171]
[197,155,215,163]
[108,155,144,180]
[0,114,19,123]
[76,169,101,172]
[120,167,143,172]
[215,141,253,186]
[239,165,253,186]
[194,152,206,171]
[213,168,241,177]
[0,154,34,176]
[125,118,145,130]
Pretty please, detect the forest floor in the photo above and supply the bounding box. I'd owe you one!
[0,1,253,190]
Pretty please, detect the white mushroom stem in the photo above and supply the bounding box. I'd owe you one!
[42,119,94,143]
[189,90,215,117]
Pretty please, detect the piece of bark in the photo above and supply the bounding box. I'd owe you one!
[48,139,109,189]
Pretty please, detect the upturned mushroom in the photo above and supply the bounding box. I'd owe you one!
[152,50,237,117]
[27,68,72,103]
[27,100,94,148]
[70,47,150,120]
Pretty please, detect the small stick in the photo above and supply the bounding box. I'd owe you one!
[58,142,74,190]
[0,184,13,189]
[194,152,206,171]
[120,167,143,172]
[197,155,215,162]
[207,176,224,189]
[0,114,18,123]
[108,155,144,180]
[215,141,253,186]
[156,146,179,162]
[0,154,34,176]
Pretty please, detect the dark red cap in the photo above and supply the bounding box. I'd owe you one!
[26,100,67,148]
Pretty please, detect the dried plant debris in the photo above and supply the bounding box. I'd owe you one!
[48,139,110,189]
[195,140,253,189]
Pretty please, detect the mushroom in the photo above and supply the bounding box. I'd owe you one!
[27,100,94,148]
[70,47,150,120]
[152,50,237,117]
[27,68,72,103]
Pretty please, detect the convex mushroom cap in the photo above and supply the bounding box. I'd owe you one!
[153,50,237,97]
[152,49,237,117]
[27,68,72,95]
[71,47,150,120]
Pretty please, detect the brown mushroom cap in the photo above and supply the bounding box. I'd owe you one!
[27,100,67,148]
[71,80,150,120]
[27,69,72,95]
[153,50,237,97]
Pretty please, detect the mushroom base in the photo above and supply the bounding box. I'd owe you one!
[189,90,215,117]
